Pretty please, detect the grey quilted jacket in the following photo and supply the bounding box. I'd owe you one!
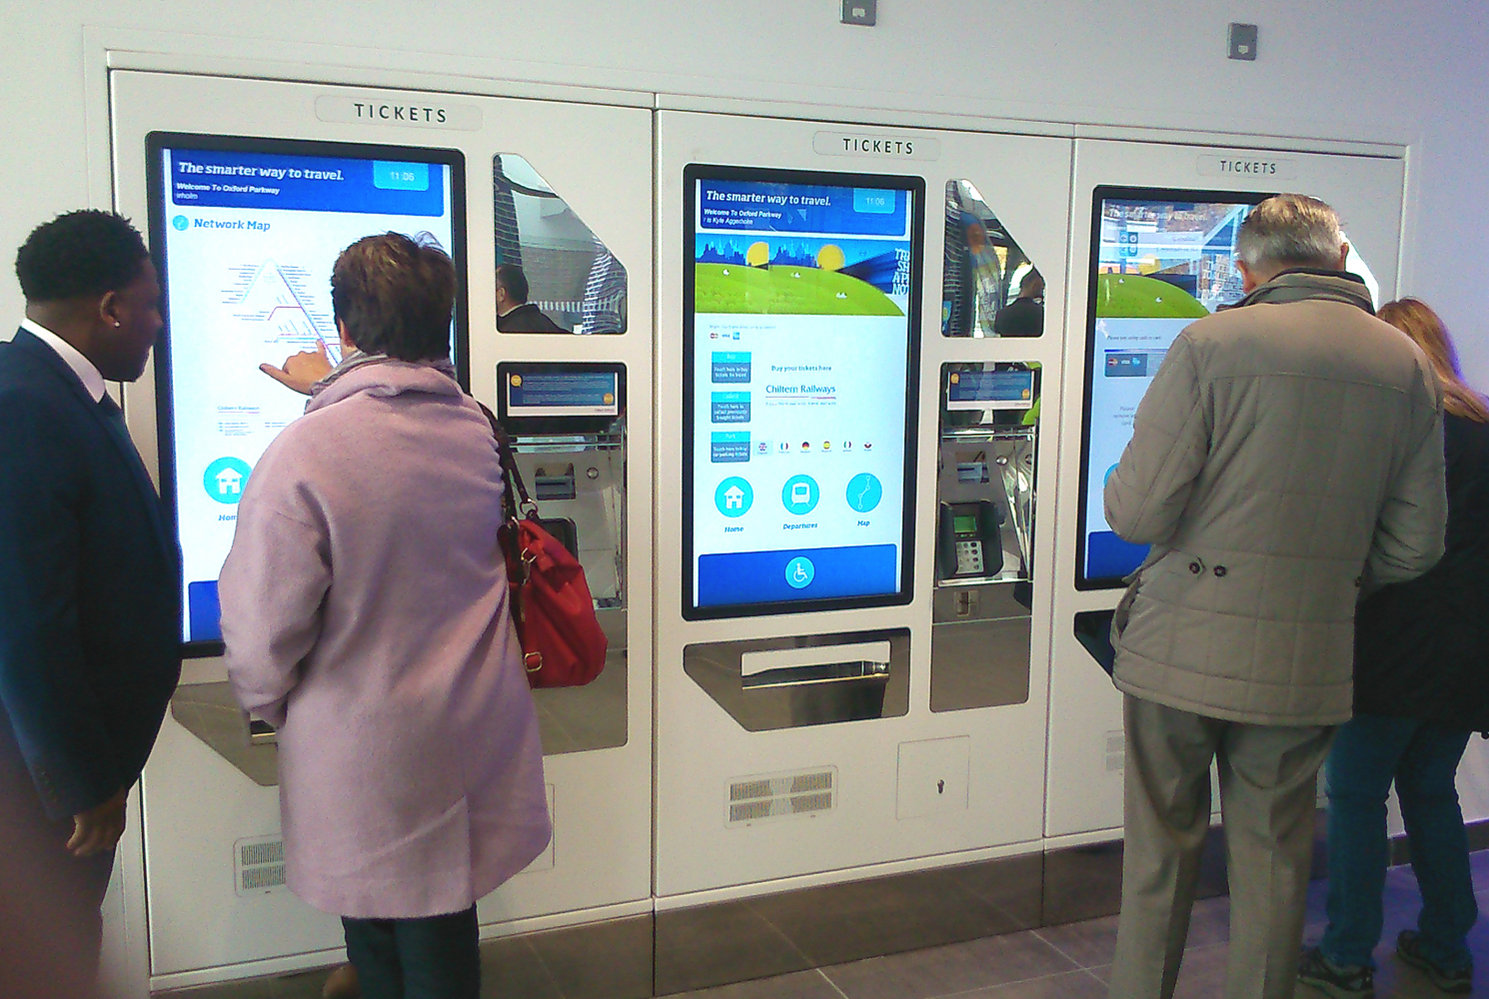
[1105,271,1446,725]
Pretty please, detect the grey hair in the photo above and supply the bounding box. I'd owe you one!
[1235,193,1345,272]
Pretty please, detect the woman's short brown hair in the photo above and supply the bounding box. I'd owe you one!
[331,232,455,362]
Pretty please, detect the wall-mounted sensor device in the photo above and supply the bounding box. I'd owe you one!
[1228,22,1258,61]
[842,0,877,26]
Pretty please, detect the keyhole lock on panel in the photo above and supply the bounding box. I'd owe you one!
[896,737,969,819]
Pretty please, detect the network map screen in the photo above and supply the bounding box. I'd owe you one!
[146,133,467,652]
[1077,185,1267,589]
[682,164,924,619]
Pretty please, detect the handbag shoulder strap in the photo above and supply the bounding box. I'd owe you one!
[474,400,533,522]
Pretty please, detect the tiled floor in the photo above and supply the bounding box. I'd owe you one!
[672,853,1489,999]
[172,852,1489,998]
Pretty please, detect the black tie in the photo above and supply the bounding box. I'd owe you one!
[97,392,129,437]
[95,392,171,550]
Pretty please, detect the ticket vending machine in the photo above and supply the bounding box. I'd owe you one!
[1045,137,1406,840]
[109,70,653,989]
[652,109,1073,925]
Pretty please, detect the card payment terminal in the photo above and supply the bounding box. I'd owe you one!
[936,500,1004,580]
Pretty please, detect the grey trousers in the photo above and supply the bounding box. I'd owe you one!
[1108,695,1335,999]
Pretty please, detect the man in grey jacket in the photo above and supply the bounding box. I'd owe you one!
[1103,194,1446,999]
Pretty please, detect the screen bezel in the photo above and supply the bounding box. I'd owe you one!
[681,163,925,621]
[146,131,469,656]
[1076,184,1271,591]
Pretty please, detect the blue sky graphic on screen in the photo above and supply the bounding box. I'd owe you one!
[687,171,919,615]
[151,137,460,646]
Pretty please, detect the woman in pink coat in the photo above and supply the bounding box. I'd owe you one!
[220,233,550,999]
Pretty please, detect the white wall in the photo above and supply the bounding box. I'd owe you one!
[4,0,1489,803]
[2,2,1486,367]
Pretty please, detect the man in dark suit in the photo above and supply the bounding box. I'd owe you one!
[495,262,567,332]
[0,210,180,996]
[992,268,1044,337]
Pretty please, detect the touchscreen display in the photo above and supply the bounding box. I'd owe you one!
[147,133,467,651]
[682,165,924,618]
[1078,186,1266,588]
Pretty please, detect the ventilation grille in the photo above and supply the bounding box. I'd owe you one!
[241,864,286,891]
[234,836,287,896]
[727,767,837,826]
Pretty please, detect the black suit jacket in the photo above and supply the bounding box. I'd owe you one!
[0,328,180,819]
[496,302,568,333]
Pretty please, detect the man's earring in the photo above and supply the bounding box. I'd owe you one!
[113,321,121,328]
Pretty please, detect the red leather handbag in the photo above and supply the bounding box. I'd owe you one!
[480,403,608,687]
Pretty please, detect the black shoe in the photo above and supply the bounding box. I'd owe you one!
[1298,945,1374,999]
[1397,929,1472,994]
[322,963,361,999]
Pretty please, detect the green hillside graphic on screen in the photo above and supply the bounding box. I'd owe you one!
[694,263,903,317]
[1093,272,1209,319]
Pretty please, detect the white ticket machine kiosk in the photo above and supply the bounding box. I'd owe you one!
[1046,138,1406,840]
[652,109,1073,921]
[109,70,653,990]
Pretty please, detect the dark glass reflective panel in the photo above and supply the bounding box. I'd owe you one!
[494,154,627,334]
[942,180,1043,338]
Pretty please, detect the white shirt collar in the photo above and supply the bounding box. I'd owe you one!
[19,317,106,403]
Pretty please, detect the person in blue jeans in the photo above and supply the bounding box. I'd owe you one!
[1300,298,1489,998]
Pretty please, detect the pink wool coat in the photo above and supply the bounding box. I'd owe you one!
[220,358,550,919]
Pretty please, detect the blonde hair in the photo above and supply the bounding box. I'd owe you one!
[1378,298,1489,423]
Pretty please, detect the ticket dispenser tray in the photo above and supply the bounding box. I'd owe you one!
[740,640,891,689]
[685,630,909,732]
[168,683,279,786]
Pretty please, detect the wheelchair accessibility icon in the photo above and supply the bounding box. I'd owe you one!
[784,556,815,589]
